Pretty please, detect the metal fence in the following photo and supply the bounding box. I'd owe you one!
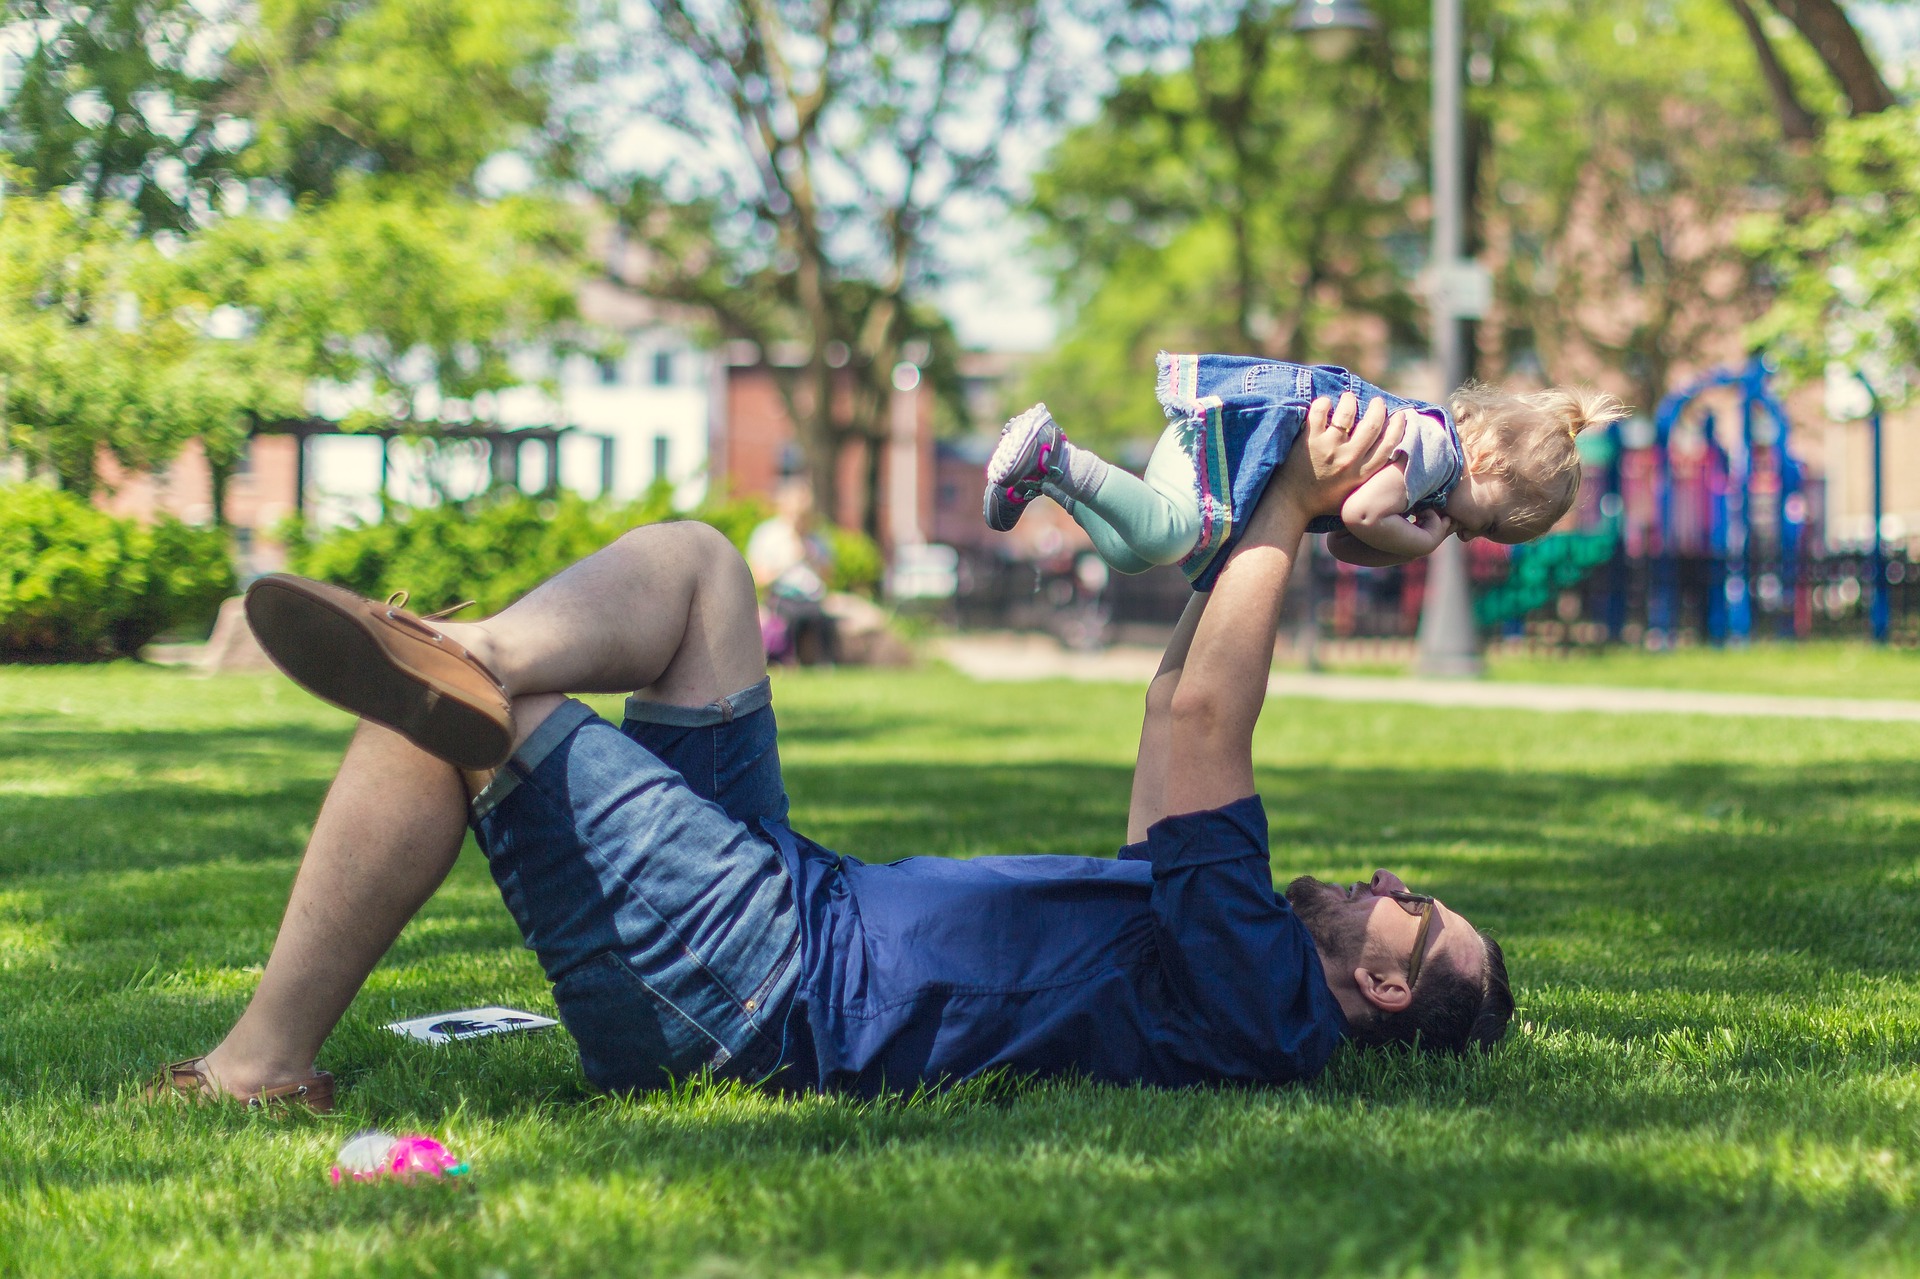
[946,545,1920,648]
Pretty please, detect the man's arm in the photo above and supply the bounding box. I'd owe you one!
[1127,589,1208,845]
[1159,393,1402,818]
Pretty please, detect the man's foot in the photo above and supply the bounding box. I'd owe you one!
[245,574,515,770]
[147,1057,336,1113]
[983,404,1066,532]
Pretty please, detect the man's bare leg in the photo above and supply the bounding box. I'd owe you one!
[443,520,767,708]
[195,523,764,1097]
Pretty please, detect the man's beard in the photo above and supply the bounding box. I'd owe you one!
[1284,875,1368,967]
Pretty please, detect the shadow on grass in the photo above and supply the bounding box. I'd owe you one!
[15,1072,1920,1274]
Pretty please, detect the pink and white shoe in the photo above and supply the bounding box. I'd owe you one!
[983,404,1066,532]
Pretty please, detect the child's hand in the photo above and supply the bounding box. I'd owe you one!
[1410,508,1453,545]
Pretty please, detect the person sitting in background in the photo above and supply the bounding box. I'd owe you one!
[746,478,839,665]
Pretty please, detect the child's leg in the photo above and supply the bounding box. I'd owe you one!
[1046,486,1158,575]
[1052,422,1201,569]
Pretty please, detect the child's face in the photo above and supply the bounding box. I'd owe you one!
[1444,474,1539,545]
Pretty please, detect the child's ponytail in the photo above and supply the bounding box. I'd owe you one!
[1560,387,1629,440]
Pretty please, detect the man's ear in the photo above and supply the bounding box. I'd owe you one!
[1352,965,1413,1013]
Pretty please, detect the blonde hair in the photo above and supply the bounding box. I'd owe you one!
[1449,383,1630,537]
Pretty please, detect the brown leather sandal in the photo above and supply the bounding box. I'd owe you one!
[149,1057,337,1113]
[244,573,515,770]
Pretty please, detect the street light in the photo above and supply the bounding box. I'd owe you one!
[1289,0,1379,62]
[1290,0,1485,676]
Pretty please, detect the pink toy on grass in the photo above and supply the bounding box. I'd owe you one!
[330,1130,470,1184]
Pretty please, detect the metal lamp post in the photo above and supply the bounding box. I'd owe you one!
[1293,0,1485,676]
[1862,370,1888,643]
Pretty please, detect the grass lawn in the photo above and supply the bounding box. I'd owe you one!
[1487,641,1920,701]
[5,661,1920,1277]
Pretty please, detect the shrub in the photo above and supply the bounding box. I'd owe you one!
[826,525,884,595]
[0,484,234,661]
[284,489,773,617]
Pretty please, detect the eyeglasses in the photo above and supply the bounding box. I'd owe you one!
[1383,890,1438,990]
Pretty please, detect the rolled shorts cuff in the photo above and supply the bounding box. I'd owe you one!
[469,698,600,824]
[624,676,773,728]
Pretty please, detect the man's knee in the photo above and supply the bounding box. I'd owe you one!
[615,519,742,571]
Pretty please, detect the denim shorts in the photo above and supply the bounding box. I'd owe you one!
[469,678,800,1092]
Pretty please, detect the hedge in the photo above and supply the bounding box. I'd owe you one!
[0,484,234,661]
[283,489,884,618]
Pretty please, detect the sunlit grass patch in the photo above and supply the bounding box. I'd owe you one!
[2,661,1919,1276]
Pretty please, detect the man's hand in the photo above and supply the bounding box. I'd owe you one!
[1275,394,1406,519]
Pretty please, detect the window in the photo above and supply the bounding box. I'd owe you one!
[652,434,671,484]
[652,350,675,386]
[595,355,620,385]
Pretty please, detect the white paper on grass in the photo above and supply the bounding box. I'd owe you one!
[386,1006,559,1045]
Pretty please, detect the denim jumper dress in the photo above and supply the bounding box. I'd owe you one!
[1156,352,1464,592]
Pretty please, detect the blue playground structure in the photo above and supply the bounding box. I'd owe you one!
[1604,353,1808,644]
[1479,353,1823,644]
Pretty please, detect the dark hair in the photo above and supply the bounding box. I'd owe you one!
[1345,932,1515,1054]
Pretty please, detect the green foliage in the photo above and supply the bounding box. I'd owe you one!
[175,186,583,429]
[1745,103,1920,402]
[1,0,581,221]
[284,490,770,617]
[1023,0,1429,445]
[0,180,305,495]
[0,483,233,660]
[1026,0,1826,442]
[230,0,580,198]
[0,0,243,234]
[1485,0,1822,410]
[825,524,883,594]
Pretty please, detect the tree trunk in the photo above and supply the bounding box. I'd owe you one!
[862,427,883,543]
[796,404,841,530]
[1765,0,1896,116]
[1726,0,1821,141]
[208,459,230,528]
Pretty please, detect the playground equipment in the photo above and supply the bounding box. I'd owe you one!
[1476,353,1811,643]
[1611,353,1807,643]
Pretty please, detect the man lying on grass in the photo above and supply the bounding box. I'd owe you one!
[155,392,1512,1112]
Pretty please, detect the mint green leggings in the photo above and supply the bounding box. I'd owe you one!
[1064,423,1202,575]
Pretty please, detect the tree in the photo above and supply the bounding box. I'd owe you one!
[1724,0,1896,142]
[601,0,1066,530]
[1746,103,1920,402]
[1762,0,1895,117]
[0,0,243,233]
[1023,0,1429,445]
[1484,0,1822,415]
[1,0,591,514]
[226,0,582,199]
[0,180,302,502]
[174,185,583,487]
[2,0,584,227]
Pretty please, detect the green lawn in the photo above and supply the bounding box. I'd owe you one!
[1487,641,1920,700]
[5,662,1920,1277]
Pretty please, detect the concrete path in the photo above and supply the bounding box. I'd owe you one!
[936,635,1920,723]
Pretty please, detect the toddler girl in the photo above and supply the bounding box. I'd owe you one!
[984,352,1627,590]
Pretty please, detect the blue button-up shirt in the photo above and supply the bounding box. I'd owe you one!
[763,795,1348,1095]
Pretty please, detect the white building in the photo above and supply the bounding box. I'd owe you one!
[492,278,714,509]
[299,277,715,529]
